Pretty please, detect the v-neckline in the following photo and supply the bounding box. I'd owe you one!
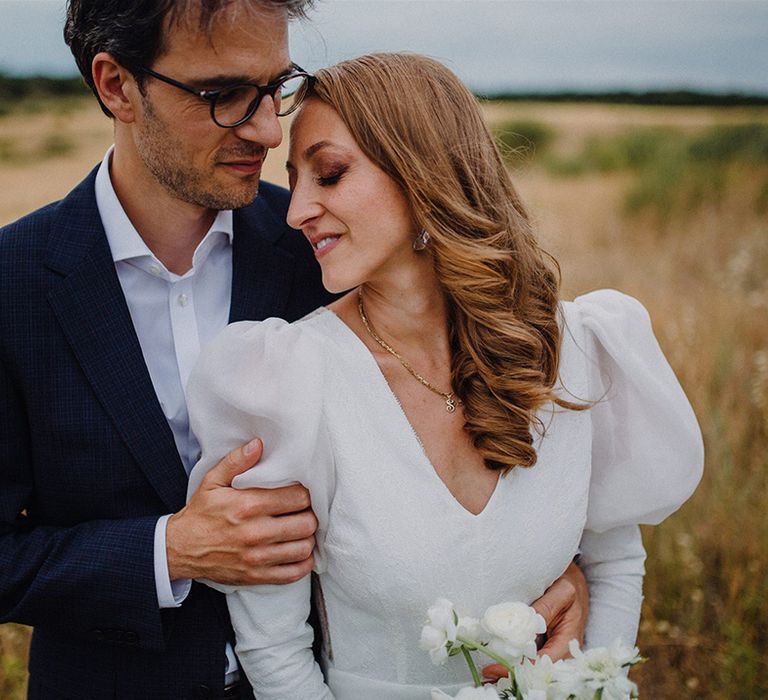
[318,307,503,517]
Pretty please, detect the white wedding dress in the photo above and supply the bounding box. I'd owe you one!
[186,289,703,699]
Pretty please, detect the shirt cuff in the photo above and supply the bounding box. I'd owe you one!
[154,514,192,608]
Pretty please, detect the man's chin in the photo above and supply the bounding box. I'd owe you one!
[185,180,260,211]
[214,170,262,209]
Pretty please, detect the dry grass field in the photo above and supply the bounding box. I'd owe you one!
[1,96,767,698]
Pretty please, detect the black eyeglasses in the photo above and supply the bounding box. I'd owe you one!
[136,65,315,128]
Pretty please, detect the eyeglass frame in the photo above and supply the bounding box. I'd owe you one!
[135,64,315,128]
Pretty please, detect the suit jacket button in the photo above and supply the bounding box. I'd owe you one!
[193,685,212,699]
[91,629,105,641]
[124,631,138,645]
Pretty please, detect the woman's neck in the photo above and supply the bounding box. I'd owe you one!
[357,271,451,359]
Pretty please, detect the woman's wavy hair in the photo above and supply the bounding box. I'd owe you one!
[308,52,583,473]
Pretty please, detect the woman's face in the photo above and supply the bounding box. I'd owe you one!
[286,99,417,293]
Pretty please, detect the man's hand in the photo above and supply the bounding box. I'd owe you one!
[166,438,317,585]
[482,561,589,681]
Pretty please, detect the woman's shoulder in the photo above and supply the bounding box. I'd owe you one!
[557,290,703,531]
[190,310,335,405]
[203,309,331,362]
[560,288,652,339]
[555,289,649,387]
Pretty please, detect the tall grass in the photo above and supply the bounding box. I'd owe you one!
[0,625,30,700]
[1,101,766,698]
[541,122,768,696]
[546,123,768,224]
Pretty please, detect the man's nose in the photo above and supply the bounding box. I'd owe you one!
[231,95,283,149]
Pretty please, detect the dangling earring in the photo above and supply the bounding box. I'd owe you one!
[412,229,430,251]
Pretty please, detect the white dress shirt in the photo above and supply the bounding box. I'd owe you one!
[95,147,239,678]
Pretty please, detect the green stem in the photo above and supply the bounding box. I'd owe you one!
[461,646,482,687]
[456,636,517,676]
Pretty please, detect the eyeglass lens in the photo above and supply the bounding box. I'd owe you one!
[214,74,309,126]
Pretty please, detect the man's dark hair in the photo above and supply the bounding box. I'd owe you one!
[64,0,314,117]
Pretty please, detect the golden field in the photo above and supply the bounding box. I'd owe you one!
[1,97,767,698]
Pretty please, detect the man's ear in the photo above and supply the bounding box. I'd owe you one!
[92,52,139,123]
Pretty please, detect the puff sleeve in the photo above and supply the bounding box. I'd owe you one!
[186,318,334,699]
[566,290,704,648]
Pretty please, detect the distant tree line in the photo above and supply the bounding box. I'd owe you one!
[478,89,768,107]
[0,73,89,101]
[1,72,766,107]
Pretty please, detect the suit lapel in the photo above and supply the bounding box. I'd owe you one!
[229,196,296,323]
[45,172,187,512]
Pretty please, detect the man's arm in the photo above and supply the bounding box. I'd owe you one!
[0,357,163,648]
[166,437,317,585]
[0,357,315,650]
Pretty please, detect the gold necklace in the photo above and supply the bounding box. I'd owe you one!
[357,289,460,413]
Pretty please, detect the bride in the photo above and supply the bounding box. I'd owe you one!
[186,53,703,698]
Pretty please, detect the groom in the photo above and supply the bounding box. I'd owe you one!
[0,1,588,698]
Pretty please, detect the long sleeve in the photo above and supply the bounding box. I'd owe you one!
[186,316,335,698]
[579,525,645,648]
[565,290,704,648]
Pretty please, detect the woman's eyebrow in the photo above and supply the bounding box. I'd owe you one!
[286,140,331,171]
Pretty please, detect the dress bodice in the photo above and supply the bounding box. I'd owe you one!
[315,309,590,688]
[186,290,704,699]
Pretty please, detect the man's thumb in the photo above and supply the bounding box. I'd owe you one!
[205,438,263,488]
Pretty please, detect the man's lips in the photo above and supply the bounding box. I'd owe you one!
[220,158,263,174]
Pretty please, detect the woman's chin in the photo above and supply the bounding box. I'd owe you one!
[322,273,360,295]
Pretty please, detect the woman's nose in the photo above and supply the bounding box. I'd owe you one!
[286,180,322,230]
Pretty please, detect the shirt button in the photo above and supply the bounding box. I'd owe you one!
[177,293,189,307]
[149,263,162,275]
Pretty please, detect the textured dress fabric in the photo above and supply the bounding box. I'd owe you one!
[186,289,704,699]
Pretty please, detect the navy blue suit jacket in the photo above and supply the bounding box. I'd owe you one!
[0,167,333,699]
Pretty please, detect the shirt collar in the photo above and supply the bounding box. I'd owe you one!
[94,146,234,266]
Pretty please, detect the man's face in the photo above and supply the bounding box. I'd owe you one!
[132,6,290,210]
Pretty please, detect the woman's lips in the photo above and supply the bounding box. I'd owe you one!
[310,235,341,258]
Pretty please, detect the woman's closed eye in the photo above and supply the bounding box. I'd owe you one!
[316,164,348,187]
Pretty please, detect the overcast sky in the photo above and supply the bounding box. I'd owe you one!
[1,0,766,94]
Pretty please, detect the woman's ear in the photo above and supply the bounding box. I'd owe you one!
[91,52,139,123]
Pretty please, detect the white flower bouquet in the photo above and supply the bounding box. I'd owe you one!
[420,598,643,700]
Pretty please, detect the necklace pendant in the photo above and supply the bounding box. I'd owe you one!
[445,396,457,413]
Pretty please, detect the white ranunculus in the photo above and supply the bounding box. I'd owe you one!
[456,615,487,644]
[481,602,546,662]
[420,598,459,665]
[554,639,641,700]
[431,685,501,699]
[513,655,567,700]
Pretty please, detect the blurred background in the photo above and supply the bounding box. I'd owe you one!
[1,1,767,697]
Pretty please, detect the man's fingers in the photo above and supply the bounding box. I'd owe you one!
[538,600,582,660]
[538,621,579,660]
[528,562,587,662]
[531,596,557,627]
[267,557,316,585]
[481,664,508,682]
[255,507,318,544]
[227,485,313,523]
[531,574,576,627]
[249,483,313,517]
[203,438,263,488]
[245,537,316,569]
